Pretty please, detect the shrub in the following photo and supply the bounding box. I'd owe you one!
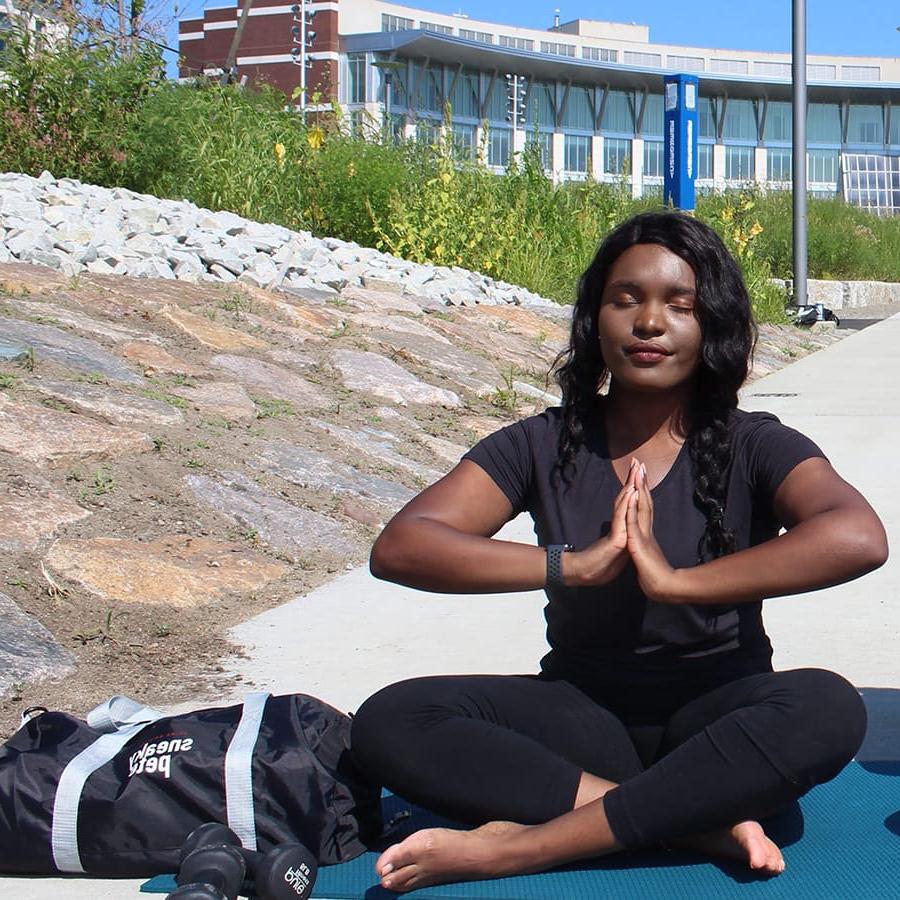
[0,15,161,184]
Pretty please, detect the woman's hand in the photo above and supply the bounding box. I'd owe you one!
[625,463,682,603]
[565,459,639,587]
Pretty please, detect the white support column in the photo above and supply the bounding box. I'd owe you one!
[591,135,604,181]
[631,137,644,199]
[403,119,416,142]
[512,126,526,156]
[474,123,486,164]
[713,143,727,190]
[754,146,767,186]
[551,132,565,184]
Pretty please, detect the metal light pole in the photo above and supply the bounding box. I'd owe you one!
[290,1,316,113]
[792,0,808,308]
[373,59,404,141]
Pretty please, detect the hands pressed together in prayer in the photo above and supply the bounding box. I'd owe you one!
[564,458,681,602]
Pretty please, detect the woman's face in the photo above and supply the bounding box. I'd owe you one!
[597,242,703,396]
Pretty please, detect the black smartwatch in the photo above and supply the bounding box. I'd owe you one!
[545,544,572,588]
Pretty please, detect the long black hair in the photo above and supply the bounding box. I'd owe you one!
[554,211,757,562]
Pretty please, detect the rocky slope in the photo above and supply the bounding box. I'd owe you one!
[0,174,853,736]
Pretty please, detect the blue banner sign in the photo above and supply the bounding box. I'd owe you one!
[663,74,699,211]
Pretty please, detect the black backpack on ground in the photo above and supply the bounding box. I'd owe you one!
[0,692,382,876]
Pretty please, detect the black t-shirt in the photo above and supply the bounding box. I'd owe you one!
[464,408,826,712]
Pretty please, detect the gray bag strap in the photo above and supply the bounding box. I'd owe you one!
[86,695,164,733]
[225,691,270,851]
[51,705,161,873]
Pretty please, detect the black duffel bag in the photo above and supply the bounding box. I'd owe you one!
[0,692,382,876]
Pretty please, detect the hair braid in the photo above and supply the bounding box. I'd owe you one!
[688,410,737,561]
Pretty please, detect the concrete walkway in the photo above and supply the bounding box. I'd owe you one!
[6,313,900,899]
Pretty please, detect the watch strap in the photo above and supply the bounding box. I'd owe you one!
[545,544,571,588]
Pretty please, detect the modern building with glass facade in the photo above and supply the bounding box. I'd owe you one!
[179,0,900,198]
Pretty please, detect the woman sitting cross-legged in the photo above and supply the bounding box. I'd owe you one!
[349,212,888,893]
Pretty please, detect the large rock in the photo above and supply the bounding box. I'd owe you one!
[0,471,90,552]
[348,310,452,343]
[0,300,153,342]
[0,395,152,465]
[32,379,184,427]
[330,349,460,407]
[120,341,206,376]
[339,285,425,315]
[185,472,363,561]
[0,591,76,695]
[366,329,498,396]
[470,305,569,343]
[169,381,257,421]
[159,305,268,352]
[308,419,443,484]
[44,535,288,606]
[251,441,415,512]
[0,262,72,296]
[0,316,143,384]
[0,341,28,362]
[211,354,325,406]
[237,286,344,335]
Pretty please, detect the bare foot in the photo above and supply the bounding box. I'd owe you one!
[375,821,531,893]
[680,820,785,875]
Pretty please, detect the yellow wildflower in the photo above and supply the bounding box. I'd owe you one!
[307,126,325,150]
[273,142,286,168]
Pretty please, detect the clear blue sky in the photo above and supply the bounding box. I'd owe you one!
[409,0,900,58]
[162,0,900,74]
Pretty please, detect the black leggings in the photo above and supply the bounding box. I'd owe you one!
[350,669,866,848]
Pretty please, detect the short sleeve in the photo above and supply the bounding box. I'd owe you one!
[463,416,544,515]
[737,412,827,501]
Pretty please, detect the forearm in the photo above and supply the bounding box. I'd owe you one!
[370,516,548,593]
[671,508,888,606]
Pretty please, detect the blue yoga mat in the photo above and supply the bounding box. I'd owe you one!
[142,761,900,898]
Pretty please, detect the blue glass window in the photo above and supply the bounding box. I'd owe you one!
[488,128,511,167]
[416,118,441,146]
[641,94,664,137]
[452,123,476,159]
[765,101,792,143]
[725,145,754,180]
[562,86,593,131]
[723,99,757,142]
[413,63,442,114]
[890,110,900,146]
[643,140,663,176]
[525,132,552,169]
[604,137,631,175]
[602,91,633,134]
[346,54,366,104]
[450,70,479,119]
[807,104,841,144]
[808,149,839,185]
[847,105,884,145]
[697,143,713,179]
[527,82,555,128]
[767,147,792,181]
[698,98,718,140]
[486,78,508,123]
[564,134,590,172]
